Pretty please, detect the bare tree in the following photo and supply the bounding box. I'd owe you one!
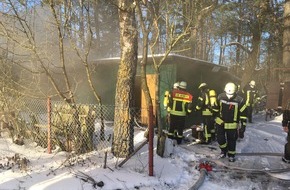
[134,0,218,156]
[0,1,115,148]
[182,0,218,59]
[219,1,273,87]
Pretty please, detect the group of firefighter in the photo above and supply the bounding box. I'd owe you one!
[163,80,259,162]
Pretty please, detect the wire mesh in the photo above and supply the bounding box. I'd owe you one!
[0,98,147,155]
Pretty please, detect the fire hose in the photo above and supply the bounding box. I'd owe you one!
[188,160,213,190]
[189,156,290,190]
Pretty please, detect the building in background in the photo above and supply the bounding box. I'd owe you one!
[87,54,240,127]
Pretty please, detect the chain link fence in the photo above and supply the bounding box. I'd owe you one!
[0,98,147,155]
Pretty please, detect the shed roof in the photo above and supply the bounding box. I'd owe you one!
[92,53,223,67]
[91,53,240,82]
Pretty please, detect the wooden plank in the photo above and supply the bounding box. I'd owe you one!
[141,74,156,125]
[266,81,281,109]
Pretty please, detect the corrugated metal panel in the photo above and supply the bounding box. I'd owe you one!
[266,81,280,109]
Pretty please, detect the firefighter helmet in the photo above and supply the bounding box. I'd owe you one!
[198,83,207,89]
[249,80,256,88]
[224,82,236,95]
[173,82,179,89]
[179,81,187,89]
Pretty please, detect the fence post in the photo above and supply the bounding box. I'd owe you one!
[47,97,52,154]
[148,105,154,176]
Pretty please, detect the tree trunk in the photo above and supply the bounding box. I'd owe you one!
[112,0,138,158]
[283,0,290,82]
[241,28,261,88]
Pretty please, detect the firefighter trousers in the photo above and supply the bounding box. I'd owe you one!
[216,124,237,158]
[284,132,290,160]
[247,106,253,123]
[237,119,247,139]
[201,115,215,143]
[167,114,186,144]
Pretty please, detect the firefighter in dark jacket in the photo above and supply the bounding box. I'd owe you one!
[243,80,259,123]
[164,81,193,144]
[195,83,218,144]
[215,82,247,162]
[282,108,290,163]
[237,84,248,139]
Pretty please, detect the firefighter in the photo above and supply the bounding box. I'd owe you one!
[243,80,259,123]
[195,83,218,144]
[215,82,247,162]
[282,108,290,163]
[164,82,180,111]
[163,82,180,127]
[236,84,248,139]
[165,81,193,144]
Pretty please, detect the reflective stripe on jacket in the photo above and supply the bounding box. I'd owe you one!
[196,89,218,116]
[170,89,193,116]
[217,92,245,129]
[243,84,258,106]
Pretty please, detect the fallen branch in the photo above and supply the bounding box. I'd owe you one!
[118,139,148,167]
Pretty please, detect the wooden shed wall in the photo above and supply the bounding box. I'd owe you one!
[266,81,281,109]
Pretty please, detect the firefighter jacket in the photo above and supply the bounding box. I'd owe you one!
[163,90,171,112]
[215,92,247,130]
[168,89,193,116]
[243,84,259,107]
[237,89,248,121]
[196,89,218,116]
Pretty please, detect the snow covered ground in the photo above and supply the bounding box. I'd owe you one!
[0,112,290,190]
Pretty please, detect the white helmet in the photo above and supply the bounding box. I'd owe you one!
[179,81,187,89]
[198,83,207,89]
[173,82,179,89]
[224,82,236,95]
[249,80,255,88]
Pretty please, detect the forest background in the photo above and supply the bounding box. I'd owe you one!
[0,0,289,158]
